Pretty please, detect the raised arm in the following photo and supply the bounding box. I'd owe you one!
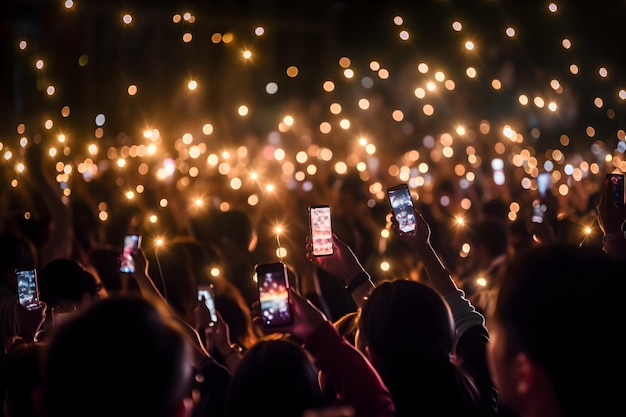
[23,142,73,266]
[305,234,374,308]
[128,248,213,367]
[390,209,458,295]
[251,288,395,417]
[391,209,485,337]
[597,174,626,260]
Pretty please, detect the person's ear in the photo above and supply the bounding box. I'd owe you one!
[81,292,93,307]
[512,352,539,395]
[172,396,194,417]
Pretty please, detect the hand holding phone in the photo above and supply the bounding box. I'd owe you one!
[387,184,417,233]
[255,262,293,328]
[16,269,40,310]
[606,173,625,208]
[120,234,141,274]
[198,284,218,324]
[308,205,334,256]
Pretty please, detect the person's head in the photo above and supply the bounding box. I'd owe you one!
[508,218,533,257]
[466,218,509,264]
[482,199,509,223]
[38,258,106,310]
[38,295,194,417]
[489,244,625,417]
[356,279,455,373]
[223,338,327,417]
[88,246,140,296]
[331,171,369,220]
[553,215,585,245]
[190,209,257,256]
[1,341,46,417]
[333,311,359,346]
[212,278,261,350]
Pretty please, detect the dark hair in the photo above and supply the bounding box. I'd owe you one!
[38,259,101,307]
[333,311,359,345]
[41,295,192,417]
[190,209,256,253]
[1,341,46,417]
[482,199,509,223]
[358,279,485,417]
[466,219,509,257]
[213,281,261,350]
[88,246,140,295]
[223,338,328,417]
[494,244,626,417]
[359,280,455,361]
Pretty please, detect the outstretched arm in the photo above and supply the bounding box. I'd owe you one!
[597,175,626,260]
[23,142,73,266]
[129,249,212,367]
[391,209,485,336]
[390,210,458,295]
[305,234,374,308]
[251,288,395,417]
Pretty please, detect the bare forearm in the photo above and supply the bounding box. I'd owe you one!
[134,272,210,363]
[414,242,458,295]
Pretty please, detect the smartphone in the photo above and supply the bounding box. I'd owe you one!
[119,234,141,274]
[531,199,546,223]
[16,268,40,310]
[308,205,334,256]
[387,184,417,233]
[606,173,625,207]
[537,173,550,198]
[197,284,218,323]
[255,262,293,328]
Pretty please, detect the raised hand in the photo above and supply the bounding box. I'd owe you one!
[251,288,327,342]
[305,234,366,284]
[597,175,626,234]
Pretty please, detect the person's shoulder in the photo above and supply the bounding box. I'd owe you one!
[455,323,490,359]
[196,355,232,379]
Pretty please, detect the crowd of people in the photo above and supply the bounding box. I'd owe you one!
[0,138,625,417]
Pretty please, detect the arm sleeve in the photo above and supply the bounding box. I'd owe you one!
[304,321,395,417]
[443,288,486,338]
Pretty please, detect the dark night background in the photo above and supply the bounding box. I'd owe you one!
[2,1,625,146]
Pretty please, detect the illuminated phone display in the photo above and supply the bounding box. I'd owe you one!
[120,234,141,274]
[198,285,218,323]
[387,184,417,233]
[309,205,334,256]
[255,262,292,328]
[16,269,40,310]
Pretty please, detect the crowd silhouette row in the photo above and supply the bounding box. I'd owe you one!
[1,149,625,417]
